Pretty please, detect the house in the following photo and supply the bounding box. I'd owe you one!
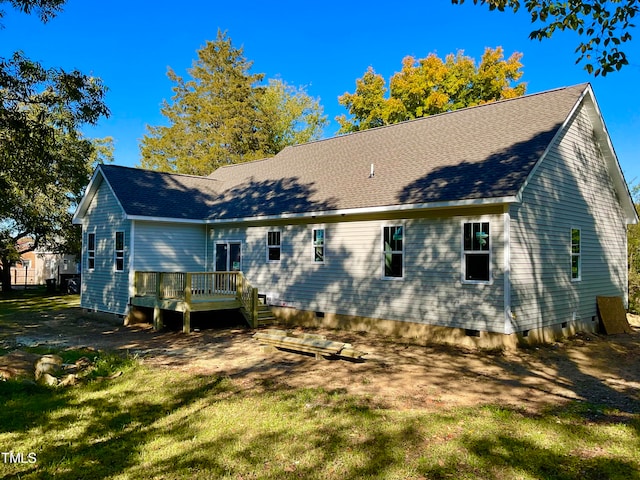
[7,238,79,289]
[72,83,637,347]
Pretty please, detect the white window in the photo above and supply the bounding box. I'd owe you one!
[312,228,325,263]
[382,225,404,279]
[571,228,581,281]
[267,230,281,262]
[462,221,490,283]
[115,231,124,272]
[87,233,96,271]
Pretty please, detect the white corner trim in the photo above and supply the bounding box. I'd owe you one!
[128,221,136,301]
[503,207,514,334]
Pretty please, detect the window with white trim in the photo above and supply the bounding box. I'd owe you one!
[382,225,404,279]
[463,222,490,282]
[115,231,125,272]
[87,233,96,271]
[571,228,581,281]
[267,230,281,262]
[312,228,325,263]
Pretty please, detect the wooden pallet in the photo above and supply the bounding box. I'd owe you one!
[253,329,366,360]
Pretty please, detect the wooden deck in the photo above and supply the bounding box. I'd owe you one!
[131,271,264,333]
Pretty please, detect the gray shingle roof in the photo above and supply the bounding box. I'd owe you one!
[101,165,222,220]
[100,84,588,221]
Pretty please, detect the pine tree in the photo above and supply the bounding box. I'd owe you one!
[140,31,326,175]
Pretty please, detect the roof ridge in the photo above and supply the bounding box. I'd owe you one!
[286,82,590,149]
[213,155,278,172]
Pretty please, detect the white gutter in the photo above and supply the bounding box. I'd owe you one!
[125,195,520,225]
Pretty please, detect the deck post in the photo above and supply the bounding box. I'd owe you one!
[153,272,163,331]
[251,287,259,328]
[153,305,163,331]
[183,273,192,334]
[237,273,243,302]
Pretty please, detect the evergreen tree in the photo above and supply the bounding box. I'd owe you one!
[140,31,326,175]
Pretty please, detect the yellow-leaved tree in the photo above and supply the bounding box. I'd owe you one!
[337,47,526,133]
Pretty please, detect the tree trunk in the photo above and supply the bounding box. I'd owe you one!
[1,257,13,292]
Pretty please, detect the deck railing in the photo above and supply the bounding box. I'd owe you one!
[133,271,259,328]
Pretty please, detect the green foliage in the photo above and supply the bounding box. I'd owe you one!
[452,0,638,76]
[140,31,326,176]
[338,47,525,133]
[0,7,110,290]
[260,78,327,154]
[627,186,640,313]
[0,0,65,24]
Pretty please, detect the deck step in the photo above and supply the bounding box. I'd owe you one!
[250,304,276,327]
[254,305,276,326]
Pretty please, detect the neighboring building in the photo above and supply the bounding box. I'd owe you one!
[9,238,79,288]
[72,84,637,346]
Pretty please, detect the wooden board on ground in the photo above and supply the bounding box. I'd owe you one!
[597,296,632,334]
[253,331,366,360]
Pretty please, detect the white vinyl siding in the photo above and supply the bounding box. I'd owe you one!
[510,102,628,332]
[210,212,505,333]
[80,182,130,315]
[132,222,206,272]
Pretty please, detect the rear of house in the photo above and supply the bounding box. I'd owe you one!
[73,83,637,346]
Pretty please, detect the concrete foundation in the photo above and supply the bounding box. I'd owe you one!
[271,306,601,350]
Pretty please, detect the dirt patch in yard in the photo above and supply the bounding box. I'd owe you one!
[1,307,639,415]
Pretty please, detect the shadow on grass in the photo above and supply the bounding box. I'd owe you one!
[0,288,80,322]
[0,371,233,480]
[0,368,638,480]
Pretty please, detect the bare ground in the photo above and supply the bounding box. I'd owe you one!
[2,307,639,415]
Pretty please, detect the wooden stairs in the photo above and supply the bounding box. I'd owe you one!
[256,303,276,327]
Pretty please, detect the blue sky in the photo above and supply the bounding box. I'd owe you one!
[3,0,640,184]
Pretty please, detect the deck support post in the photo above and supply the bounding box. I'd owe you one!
[251,287,259,328]
[183,273,192,334]
[153,272,163,331]
[153,305,163,331]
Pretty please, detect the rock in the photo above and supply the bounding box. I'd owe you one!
[38,373,59,386]
[0,350,41,380]
[75,357,92,369]
[34,354,63,381]
[59,374,77,387]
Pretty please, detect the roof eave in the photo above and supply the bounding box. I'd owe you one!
[582,86,638,224]
[514,84,638,225]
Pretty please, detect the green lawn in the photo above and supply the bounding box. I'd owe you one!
[0,286,79,320]
[1,292,639,479]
